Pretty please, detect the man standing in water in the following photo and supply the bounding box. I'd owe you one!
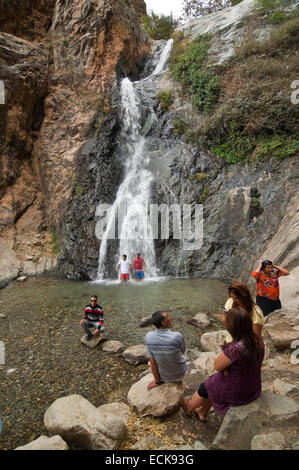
[116,254,132,282]
[133,253,146,280]
[145,311,188,391]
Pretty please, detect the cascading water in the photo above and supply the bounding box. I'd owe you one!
[96,40,174,281]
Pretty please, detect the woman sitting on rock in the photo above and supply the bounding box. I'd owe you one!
[222,281,264,342]
[251,260,290,317]
[182,308,264,422]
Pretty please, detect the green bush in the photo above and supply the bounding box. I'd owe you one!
[172,119,188,136]
[170,34,220,113]
[188,172,209,181]
[50,229,60,254]
[157,91,173,110]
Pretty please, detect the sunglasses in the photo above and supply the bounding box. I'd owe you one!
[91,299,97,302]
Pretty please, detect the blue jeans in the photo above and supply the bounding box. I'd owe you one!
[82,320,104,337]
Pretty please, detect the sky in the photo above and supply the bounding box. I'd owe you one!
[144,0,184,18]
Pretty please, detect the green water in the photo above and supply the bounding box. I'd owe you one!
[0,276,227,449]
[0,276,227,347]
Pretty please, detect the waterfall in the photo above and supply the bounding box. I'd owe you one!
[96,39,174,281]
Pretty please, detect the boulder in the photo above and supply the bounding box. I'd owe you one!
[16,276,27,282]
[127,373,184,418]
[189,313,211,329]
[264,310,299,350]
[80,334,106,349]
[97,402,130,426]
[212,392,299,450]
[130,435,161,450]
[139,316,153,327]
[273,379,299,398]
[15,435,69,450]
[102,340,125,353]
[44,394,128,450]
[173,441,208,451]
[200,330,227,352]
[193,352,217,376]
[251,432,285,450]
[185,348,202,360]
[123,344,148,365]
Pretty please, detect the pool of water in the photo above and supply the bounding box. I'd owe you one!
[0,275,227,449]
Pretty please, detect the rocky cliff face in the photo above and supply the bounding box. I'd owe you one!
[0,0,150,286]
[0,0,298,295]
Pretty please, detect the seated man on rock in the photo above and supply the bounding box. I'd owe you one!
[80,295,104,341]
[145,311,188,391]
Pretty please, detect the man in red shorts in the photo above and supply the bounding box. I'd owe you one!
[133,253,146,281]
[116,254,132,282]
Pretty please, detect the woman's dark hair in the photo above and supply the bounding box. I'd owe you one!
[225,308,263,367]
[152,311,166,328]
[228,281,255,317]
[261,260,273,271]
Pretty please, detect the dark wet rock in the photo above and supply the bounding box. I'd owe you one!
[139,316,153,327]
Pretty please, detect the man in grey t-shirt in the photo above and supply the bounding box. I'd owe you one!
[145,311,188,391]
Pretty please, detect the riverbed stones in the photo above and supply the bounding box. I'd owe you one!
[122,344,148,365]
[193,352,217,376]
[190,313,211,329]
[127,373,184,417]
[211,392,299,450]
[251,432,286,450]
[97,402,130,427]
[44,394,128,450]
[15,435,69,450]
[200,330,227,352]
[102,340,125,353]
[16,276,27,282]
[80,334,106,348]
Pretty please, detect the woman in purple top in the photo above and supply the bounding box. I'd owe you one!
[182,308,264,422]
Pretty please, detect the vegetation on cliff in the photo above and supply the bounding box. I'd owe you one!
[169,1,299,164]
[141,11,178,40]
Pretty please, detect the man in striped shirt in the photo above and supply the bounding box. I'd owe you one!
[80,295,104,341]
[145,311,188,391]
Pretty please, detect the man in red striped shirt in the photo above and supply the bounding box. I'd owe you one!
[80,295,104,341]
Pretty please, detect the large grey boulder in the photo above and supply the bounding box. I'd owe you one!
[127,373,184,418]
[212,392,299,450]
[251,432,286,450]
[102,340,125,353]
[193,352,217,376]
[44,394,128,450]
[263,310,299,350]
[15,435,69,450]
[97,402,130,426]
[200,330,227,352]
[123,344,148,365]
[80,334,106,349]
[190,313,211,329]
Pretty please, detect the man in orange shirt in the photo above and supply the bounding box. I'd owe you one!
[251,260,290,316]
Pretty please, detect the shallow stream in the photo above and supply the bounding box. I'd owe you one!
[0,276,227,449]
